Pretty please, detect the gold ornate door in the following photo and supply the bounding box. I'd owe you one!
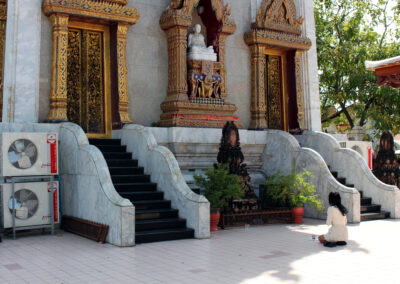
[67,22,111,138]
[265,50,288,131]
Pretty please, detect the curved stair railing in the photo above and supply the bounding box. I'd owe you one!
[59,123,135,246]
[115,124,210,239]
[262,130,360,223]
[295,131,400,219]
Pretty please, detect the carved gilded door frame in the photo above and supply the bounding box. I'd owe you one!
[68,21,112,139]
[245,0,311,130]
[264,49,288,131]
[42,0,139,137]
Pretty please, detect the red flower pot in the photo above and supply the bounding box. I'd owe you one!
[210,211,221,231]
[292,207,304,224]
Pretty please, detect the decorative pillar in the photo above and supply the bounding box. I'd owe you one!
[116,22,132,124]
[249,45,268,129]
[46,13,69,122]
[164,26,189,102]
[295,50,305,130]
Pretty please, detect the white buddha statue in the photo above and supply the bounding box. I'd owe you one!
[188,24,217,62]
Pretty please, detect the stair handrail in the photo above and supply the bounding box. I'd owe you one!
[263,129,360,222]
[296,130,400,218]
[116,124,210,239]
[59,123,135,246]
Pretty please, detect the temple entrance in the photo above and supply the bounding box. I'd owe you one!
[66,22,111,138]
[265,51,288,131]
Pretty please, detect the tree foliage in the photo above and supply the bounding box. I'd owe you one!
[315,0,400,137]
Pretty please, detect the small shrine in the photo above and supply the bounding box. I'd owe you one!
[373,131,400,187]
[159,0,241,128]
[216,122,291,227]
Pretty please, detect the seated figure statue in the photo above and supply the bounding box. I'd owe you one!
[188,24,217,62]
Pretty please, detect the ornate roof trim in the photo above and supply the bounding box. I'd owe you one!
[42,0,140,25]
[253,0,303,35]
[246,0,310,50]
[161,0,235,33]
[245,29,311,50]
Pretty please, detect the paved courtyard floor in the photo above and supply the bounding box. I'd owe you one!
[0,218,398,284]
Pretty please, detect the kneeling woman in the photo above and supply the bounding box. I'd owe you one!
[318,192,348,246]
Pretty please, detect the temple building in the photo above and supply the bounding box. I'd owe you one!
[0,0,399,246]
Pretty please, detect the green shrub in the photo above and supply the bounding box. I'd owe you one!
[194,163,244,209]
[264,160,324,211]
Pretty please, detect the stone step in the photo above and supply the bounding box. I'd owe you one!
[89,138,121,146]
[106,159,138,167]
[331,171,338,178]
[120,191,164,201]
[361,204,381,213]
[135,218,187,231]
[135,228,194,244]
[361,197,372,205]
[109,167,144,175]
[114,182,157,192]
[96,145,127,153]
[134,200,171,210]
[361,211,390,221]
[103,152,132,160]
[337,177,346,185]
[135,208,179,220]
[111,175,150,183]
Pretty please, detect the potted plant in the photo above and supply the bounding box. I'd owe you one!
[264,161,324,223]
[194,163,244,231]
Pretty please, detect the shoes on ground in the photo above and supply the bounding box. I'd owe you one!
[323,242,337,248]
[336,241,347,246]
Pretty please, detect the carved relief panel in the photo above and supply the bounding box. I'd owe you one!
[67,25,109,136]
[266,55,283,130]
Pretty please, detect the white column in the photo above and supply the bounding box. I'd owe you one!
[296,0,322,131]
[2,0,42,122]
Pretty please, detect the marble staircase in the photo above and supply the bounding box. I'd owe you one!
[330,169,390,221]
[89,138,194,244]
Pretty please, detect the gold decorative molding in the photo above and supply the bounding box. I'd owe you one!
[116,22,133,124]
[245,0,310,130]
[160,0,239,128]
[249,45,267,129]
[42,0,139,25]
[295,51,305,129]
[46,14,70,122]
[253,0,303,34]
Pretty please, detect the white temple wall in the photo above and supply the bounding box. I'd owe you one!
[3,0,42,123]
[36,0,320,130]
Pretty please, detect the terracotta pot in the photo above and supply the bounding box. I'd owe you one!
[292,207,304,224]
[210,210,221,231]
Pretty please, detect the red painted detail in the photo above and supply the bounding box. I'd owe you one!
[47,133,57,174]
[368,146,372,169]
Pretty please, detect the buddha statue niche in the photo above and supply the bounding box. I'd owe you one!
[188,24,217,62]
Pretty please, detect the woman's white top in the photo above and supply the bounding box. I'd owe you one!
[324,206,348,242]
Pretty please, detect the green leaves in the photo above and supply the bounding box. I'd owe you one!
[264,161,324,211]
[316,0,400,134]
[193,163,244,209]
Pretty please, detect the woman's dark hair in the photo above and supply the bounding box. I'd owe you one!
[329,192,348,216]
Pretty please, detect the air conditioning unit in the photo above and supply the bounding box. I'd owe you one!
[0,133,58,177]
[339,141,373,169]
[0,181,59,228]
